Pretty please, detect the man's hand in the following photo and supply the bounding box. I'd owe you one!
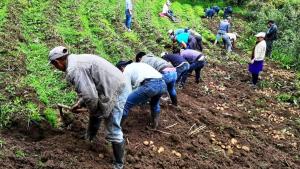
[71,99,83,113]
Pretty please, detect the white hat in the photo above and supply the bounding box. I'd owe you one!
[255,32,266,38]
[168,29,174,35]
[49,46,69,61]
[161,52,167,57]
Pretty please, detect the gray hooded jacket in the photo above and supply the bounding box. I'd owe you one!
[66,54,126,118]
[141,53,173,72]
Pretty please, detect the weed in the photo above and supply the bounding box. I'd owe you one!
[15,149,26,158]
[0,139,5,148]
[44,108,58,128]
[26,102,41,123]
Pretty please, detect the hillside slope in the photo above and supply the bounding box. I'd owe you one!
[0,0,299,168]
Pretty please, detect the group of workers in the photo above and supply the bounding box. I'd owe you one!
[205,5,233,19]
[46,1,279,169]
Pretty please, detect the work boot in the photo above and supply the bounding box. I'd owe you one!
[87,116,102,141]
[112,141,125,169]
[151,113,160,129]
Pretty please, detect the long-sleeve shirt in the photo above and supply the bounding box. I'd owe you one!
[254,40,266,61]
[180,49,204,63]
[123,62,162,90]
[126,0,133,11]
[266,24,278,41]
[141,53,173,72]
[66,54,126,118]
[219,20,230,32]
[163,54,187,67]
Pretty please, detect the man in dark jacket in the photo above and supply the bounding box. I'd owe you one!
[265,20,278,57]
[49,46,129,169]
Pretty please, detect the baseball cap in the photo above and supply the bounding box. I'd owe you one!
[255,32,266,38]
[116,60,133,70]
[48,46,69,62]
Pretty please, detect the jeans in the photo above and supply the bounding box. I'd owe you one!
[123,79,167,118]
[125,9,132,29]
[216,30,226,42]
[222,34,232,52]
[189,60,205,83]
[266,40,273,57]
[176,62,190,86]
[162,71,177,103]
[104,85,130,143]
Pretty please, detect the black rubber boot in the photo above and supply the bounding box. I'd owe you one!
[87,116,101,141]
[112,141,125,169]
[151,113,160,129]
[120,117,127,128]
[170,96,178,106]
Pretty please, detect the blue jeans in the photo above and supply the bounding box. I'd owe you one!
[105,85,130,143]
[189,60,205,83]
[176,62,190,86]
[216,30,226,42]
[125,9,132,29]
[162,71,177,103]
[123,79,167,118]
[222,34,232,52]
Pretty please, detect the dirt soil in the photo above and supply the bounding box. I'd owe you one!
[1,57,299,169]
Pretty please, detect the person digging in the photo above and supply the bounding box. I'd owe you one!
[48,46,130,169]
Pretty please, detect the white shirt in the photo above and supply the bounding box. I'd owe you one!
[123,62,162,90]
[254,40,266,61]
[126,0,133,10]
[226,33,237,41]
[162,4,169,13]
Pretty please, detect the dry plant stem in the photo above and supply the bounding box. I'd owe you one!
[149,129,172,135]
[187,123,196,134]
[188,125,206,136]
[165,123,178,129]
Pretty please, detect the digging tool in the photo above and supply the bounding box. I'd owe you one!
[57,103,88,127]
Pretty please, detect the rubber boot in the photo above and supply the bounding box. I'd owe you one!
[151,113,160,129]
[170,96,178,106]
[120,117,127,128]
[112,141,125,169]
[87,116,101,141]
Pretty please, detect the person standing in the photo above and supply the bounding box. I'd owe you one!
[180,49,206,84]
[248,32,266,86]
[161,52,190,88]
[48,46,129,169]
[136,52,178,106]
[125,0,133,31]
[116,61,167,129]
[214,17,231,45]
[265,20,278,57]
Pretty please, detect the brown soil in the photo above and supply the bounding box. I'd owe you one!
[1,57,299,168]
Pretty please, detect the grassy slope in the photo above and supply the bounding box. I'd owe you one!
[0,0,298,137]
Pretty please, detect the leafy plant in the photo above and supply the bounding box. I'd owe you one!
[15,150,26,158]
[44,108,58,128]
[26,102,41,122]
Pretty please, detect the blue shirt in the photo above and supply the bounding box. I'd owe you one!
[206,8,215,17]
[219,20,230,32]
[176,33,189,44]
[174,29,186,36]
[212,6,220,13]
[126,0,132,10]
[180,49,202,63]
[163,54,187,67]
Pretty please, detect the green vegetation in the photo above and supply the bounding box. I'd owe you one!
[0,0,299,129]
[15,149,26,158]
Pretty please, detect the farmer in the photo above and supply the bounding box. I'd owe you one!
[214,17,231,45]
[180,49,206,84]
[223,6,233,19]
[161,51,190,88]
[48,46,129,169]
[116,61,167,129]
[221,33,232,52]
[169,29,203,51]
[136,52,178,106]
[205,8,215,19]
[125,0,133,31]
[161,0,177,22]
[265,20,278,57]
[248,32,266,86]
[226,32,238,48]
[212,6,220,15]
